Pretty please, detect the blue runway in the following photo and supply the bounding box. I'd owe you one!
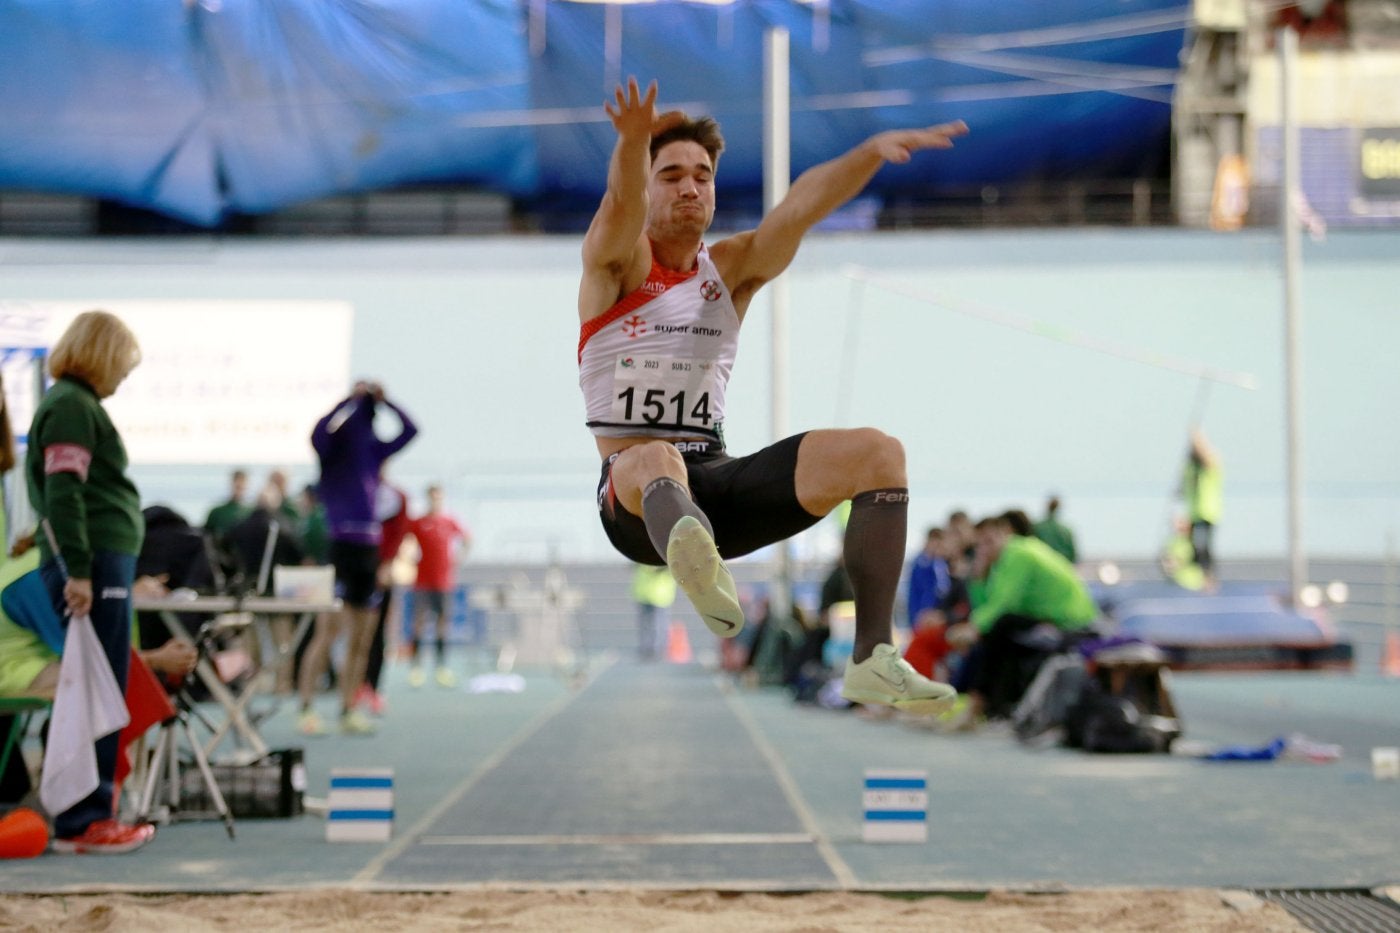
[2,658,1399,893]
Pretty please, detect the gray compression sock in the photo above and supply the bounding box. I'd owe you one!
[845,488,909,664]
[642,477,714,562]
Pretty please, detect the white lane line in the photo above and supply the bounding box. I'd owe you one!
[419,833,816,846]
[719,677,859,889]
[351,659,615,886]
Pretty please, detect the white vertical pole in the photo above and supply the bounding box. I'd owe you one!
[1278,26,1306,605]
[764,28,792,616]
[527,0,546,56]
[603,4,622,96]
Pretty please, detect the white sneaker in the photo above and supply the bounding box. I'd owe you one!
[665,516,744,638]
[841,644,957,715]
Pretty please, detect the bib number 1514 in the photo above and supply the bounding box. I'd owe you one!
[612,356,717,429]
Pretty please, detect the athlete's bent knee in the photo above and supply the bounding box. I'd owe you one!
[619,440,686,479]
[854,427,906,486]
[612,441,688,515]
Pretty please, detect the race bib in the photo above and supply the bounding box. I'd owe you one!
[610,355,718,431]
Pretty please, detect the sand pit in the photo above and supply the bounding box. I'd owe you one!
[0,888,1306,931]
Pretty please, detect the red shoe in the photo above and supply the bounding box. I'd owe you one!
[355,683,386,716]
[352,680,386,714]
[51,819,155,855]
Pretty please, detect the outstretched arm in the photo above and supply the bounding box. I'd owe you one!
[579,78,685,323]
[715,121,968,308]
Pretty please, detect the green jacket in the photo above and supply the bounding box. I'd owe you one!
[1185,459,1223,525]
[631,564,676,608]
[970,536,1098,634]
[1032,516,1077,563]
[299,503,330,565]
[1162,533,1205,591]
[0,548,151,696]
[25,376,144,578]
[204,499,252,538]
[0,550,52,696]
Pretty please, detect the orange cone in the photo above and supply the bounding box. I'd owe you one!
[666,620,694,664]
[0,807,49,859]
[1383,631,1400,678]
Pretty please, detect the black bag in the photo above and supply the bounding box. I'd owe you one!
[1064,683,1173,753]
[1062,648,1182,754]
[1012,652,1090,742]
[179,748,307,819]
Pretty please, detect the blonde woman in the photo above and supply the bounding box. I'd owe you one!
[26,310,152,854]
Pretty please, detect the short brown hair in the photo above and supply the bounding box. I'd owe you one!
[48,310,141,390]
[651,115,725,171]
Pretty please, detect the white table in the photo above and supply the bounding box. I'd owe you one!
[134,594,341,763]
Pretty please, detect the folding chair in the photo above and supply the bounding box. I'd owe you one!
[0,697,52,786]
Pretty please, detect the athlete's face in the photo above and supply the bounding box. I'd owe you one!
[647,140,715,240]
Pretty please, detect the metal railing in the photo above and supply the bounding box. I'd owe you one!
[0,179,1181,238]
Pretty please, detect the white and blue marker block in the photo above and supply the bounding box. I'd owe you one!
[327,768,395,842]
[862,769,928,843]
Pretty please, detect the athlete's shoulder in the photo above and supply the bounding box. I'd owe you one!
[705,230,755,269]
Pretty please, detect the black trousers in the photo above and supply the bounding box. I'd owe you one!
[955,614,1049,718]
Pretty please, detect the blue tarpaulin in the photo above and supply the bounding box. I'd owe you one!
[0,0,1186,226]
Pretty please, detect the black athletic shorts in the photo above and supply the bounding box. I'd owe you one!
[596,433,821,565]
[330,540,380,608]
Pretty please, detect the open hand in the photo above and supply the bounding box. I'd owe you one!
[871,120,969,164]
[605,78,683,139]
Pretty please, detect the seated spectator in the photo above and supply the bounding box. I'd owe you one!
[223,485,306,594]
[947,515,1099,725]
[1001,508,1034,537]
[781,557,851,692]
[905,528,950,633]
[136,505,225,664]
[903,527,957,682]
[0,546,197,804]
[1159,514,1206,591]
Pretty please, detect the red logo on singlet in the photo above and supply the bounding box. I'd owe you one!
[699,280,721,301]
[622,315,647,338]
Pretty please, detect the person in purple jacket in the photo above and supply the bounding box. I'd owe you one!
[297,380,418,736]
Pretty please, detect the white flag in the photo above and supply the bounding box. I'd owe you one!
[40,614,130,817]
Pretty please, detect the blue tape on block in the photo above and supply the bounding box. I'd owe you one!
[330,777,394,789]
[328,810,395,821]
[864,778,926,790]
[864,810,927,821]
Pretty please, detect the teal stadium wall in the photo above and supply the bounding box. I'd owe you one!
[2,228,1395,563]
